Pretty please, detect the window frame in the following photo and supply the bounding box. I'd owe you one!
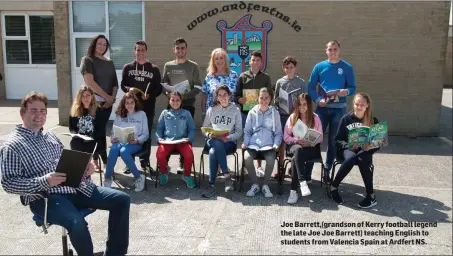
[69,0,145,71]
[1,11,55,68]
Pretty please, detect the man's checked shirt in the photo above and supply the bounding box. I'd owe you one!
[0,125,96,205]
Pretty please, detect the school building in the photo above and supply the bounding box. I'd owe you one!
[0,1,451,137]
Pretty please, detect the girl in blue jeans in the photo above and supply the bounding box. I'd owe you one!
[201,85,242,198]
[104,92,149,192]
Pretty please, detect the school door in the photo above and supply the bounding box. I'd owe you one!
[1,13,57,100]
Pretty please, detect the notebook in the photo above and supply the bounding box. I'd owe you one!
[55,143,97,188]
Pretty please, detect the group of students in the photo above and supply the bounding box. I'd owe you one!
[0,36,382,256]
[68,35,380,209]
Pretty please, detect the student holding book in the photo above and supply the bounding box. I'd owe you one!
[242,88,282,198]
[104,92,149,192]
[329,92,380,208]
[155,92,196,188]
[121,40,162,170]
[307,40,356,184]
[69,85,102,167]
[283,93,323,204]
[201,85,242,198]
[274,56,307,177]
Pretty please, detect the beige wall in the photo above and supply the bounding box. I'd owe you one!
[144,1,450,136]
[445,26,452,86]
[0,1,53,11]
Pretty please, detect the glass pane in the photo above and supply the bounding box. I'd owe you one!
[5,40,29,64]
[30,16,55,64]
[5,15,26,36]
[72,1,105,32]
[108,1,142,69]
[75,38,92,67]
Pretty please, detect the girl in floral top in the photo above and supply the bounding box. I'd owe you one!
[201,48,239,113]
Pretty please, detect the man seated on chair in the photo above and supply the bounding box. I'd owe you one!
[0,92,131,256]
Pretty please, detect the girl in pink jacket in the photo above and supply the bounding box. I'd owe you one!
[283,93,323,204]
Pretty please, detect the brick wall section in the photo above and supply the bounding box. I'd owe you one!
[54,1,71,126]
[445,28,452,86]
[0,17,5,99]
[145,1,450,136]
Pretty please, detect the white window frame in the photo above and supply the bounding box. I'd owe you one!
[69,0,145,71]
[1,11,55,68]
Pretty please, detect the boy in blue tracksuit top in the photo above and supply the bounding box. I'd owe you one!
[307,40,356,184]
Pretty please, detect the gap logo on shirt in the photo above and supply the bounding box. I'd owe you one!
[214,116,232,125]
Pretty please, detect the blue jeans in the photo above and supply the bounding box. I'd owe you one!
[29,187,131,256]
[204,138,237,184]
[308,107,346,173]
[241,112,247,129]
[139,113,154,166]
[105,143,142,179]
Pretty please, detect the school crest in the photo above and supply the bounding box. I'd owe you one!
[217,14,273,74]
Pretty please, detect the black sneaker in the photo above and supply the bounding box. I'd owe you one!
[330,189,344,204]
[323,170,332,185]
[202,186,217,198]
[123,167,131,174]
[359,194,377,208]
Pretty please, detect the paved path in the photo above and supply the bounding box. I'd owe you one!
[0,90,451,255]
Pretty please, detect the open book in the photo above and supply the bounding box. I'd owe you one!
[161,80,191,95]
[112,125,136,144]
[201,127,230,137]
[62,133,93,141]
[56,143,97,188]
[158,138,188,144]
[247,145,274,151]
[348,122,388,149]
[292,119,322,146]
[319,85,341,103]
[130,82,150,96]
[278,87,302,115]
[243,89,259,111]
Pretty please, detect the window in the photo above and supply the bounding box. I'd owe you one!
[71,1,143,69]
[2,14,56,65]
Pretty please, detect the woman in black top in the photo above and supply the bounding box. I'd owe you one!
[69,85,102,170]
[329,92,380,209]
[80,34,118,166]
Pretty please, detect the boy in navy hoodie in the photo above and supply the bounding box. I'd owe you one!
[307,40,356,184]
[121,41,162,169]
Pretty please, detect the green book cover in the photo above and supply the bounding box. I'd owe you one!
[348,122,388,149]
[369,121,388,148]
[243,89,259,111]
[348,127,370,148]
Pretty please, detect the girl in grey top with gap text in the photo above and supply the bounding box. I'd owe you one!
[201,85,242,198]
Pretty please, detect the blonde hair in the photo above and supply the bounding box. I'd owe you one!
[207,48,230,76]
[70,85,98,117]
[354,92,374,127]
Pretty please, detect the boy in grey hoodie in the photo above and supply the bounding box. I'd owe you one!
[201,85,242,198]
[242,88,282,198]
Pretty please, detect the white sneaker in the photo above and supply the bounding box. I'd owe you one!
[246,184,260,197]
[262,184,273,198]
[103,179,112,188]
[299,181,311,196]
[255,167,265,178]
[134,174,146,192]
[287,190,299,204]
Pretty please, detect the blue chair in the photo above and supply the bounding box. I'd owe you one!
[30,194,95,256]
